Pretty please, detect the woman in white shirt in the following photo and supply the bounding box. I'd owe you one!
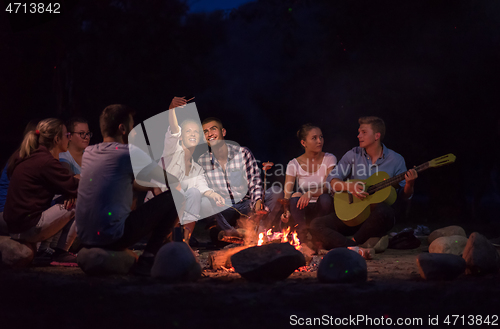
[281,124,336,242]
[160,97,224,241]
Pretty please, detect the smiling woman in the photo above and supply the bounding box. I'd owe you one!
[143,97,225,242]
[180,120,201,149]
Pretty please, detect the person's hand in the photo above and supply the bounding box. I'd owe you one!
[63,198,76,210]
[405,168,418,184]
[296,192,311,209]
[254,199,262,213]
[169,96,187,110]
[152,187,163,196]
[172,182,182,192]
[348,182,368,200]
[281,210,290,223]
[211,192,225,207]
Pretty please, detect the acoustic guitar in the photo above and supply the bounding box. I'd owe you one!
[333,153,456,226]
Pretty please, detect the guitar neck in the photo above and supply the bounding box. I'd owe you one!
[367,162,429,194]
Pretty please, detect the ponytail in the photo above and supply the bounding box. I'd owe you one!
[19,130,40,159]
[5,118,64,178]
[6,119,39,178]
[17,118,64,161]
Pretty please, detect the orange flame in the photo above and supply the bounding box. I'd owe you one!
[282,226,291,242]
[257,233,264,246]
[291,231,301,250]
[257,227,301,250]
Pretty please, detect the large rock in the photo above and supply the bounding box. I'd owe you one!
[462,232,500,275]
[317,248,367,283]
[429,235,468,255]
[151,242,201,282]
[231,243,305,281]
[77,247,138,275]
[428,226,466,244]
[416,253,466,280]
[0,236,35,269]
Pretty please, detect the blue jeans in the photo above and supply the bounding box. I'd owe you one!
[290,193,333,241]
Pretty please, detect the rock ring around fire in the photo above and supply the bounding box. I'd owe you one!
[317,248,367,283]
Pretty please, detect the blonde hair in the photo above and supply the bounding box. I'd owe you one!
[19,118,64,159]
[180,119,201,132]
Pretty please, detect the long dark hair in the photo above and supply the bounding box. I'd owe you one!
[297,123,320,148]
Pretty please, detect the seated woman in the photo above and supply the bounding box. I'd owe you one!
[59,117,92,175]
[148,97,224,241]
[0,120,39,236]
[281,124,336,243]
[3,118,79,266]
[35,117,91,257]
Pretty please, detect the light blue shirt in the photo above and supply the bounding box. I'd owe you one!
[59,151,82,175]
[327,144,408,189]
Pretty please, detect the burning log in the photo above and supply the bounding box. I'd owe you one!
[208,246,246,270]
[218,230,245,245]
[231,243,306,281]
[299,244,314,266]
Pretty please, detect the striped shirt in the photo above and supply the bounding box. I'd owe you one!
[198,142,262,207]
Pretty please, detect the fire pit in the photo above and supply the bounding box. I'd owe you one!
[208,219,312,277]
[231,242,306,281]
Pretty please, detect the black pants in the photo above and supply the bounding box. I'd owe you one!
[309,203,395,249]
[94,190,180,255]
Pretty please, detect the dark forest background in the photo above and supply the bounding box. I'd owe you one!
[1,0,499,229]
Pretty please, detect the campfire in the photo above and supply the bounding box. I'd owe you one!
[209,162,312,276]
[208,218,312,272]
[257,227,302,251]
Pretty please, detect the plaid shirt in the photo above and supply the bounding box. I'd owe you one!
[198,143,263,207]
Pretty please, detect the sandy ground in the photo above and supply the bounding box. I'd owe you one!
[1,235,500,329]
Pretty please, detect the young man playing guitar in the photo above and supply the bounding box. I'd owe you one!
[310,116,418,255]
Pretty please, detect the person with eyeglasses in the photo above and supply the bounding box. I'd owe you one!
[59,117,92,175]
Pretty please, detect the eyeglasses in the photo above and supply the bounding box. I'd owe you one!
[65,132,72,138]
[72,131,93,139]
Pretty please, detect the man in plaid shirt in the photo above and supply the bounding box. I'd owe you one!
[198,117,283,235]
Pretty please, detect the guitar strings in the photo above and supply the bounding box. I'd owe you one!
[368,164,424,194]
